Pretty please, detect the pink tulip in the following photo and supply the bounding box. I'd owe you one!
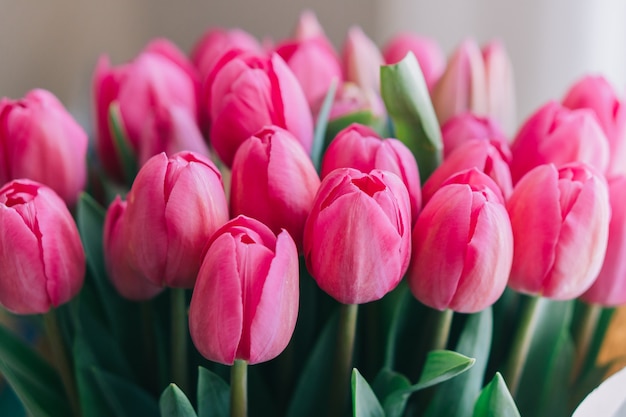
[507,163,610,299]
[191,28,261,79]
[93,41,204,180]
[124,151,229,288]
[441,112,508,158]
[189,215,299,365]
[293,10,325,40]
[562,75,626,177]
[510,101,609,183]
[303,168,411,304]
[581,175,626,306]
[0,180,85,314]
[316,82,386,122]
[342,26,385,92]
[408,171,513,313]
[0,89,87,207]
[321,124,421,222]
[231,126,321,249]
[422,139,513,204]
[382,32,445,92]
[103,196,164,301]
[207,52,313,167]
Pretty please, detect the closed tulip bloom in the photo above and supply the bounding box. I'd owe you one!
[321,124,421,221]
[207,52,313,167]
[103,196,163,301]
[507,163,610,299]
[317,82,386,123]
[510,101,609,183]
[0,89,87,206]
[0,180,85,314]
[303,168,411,304]
[563,75,626,177]
[581,175,626,306]
[342,26,385,92]
[441,112,508,158]
[382,32,445,92]
[124,151,229,288]
[231,126,321,249]
[189,215,299,365]
[191,28,261,79]
[408,172,513,313]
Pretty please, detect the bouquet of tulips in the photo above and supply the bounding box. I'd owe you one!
[1,10,625,417]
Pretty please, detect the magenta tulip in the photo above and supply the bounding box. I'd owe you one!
[408,171,513,313]
[342,26,384,92]
[321,124,421,222]
[230,126,321,249]
[0,89,87,206]
[0,180,85,314]
[510,101,609,183]
[507,163,610,299]
[124,151,229,288]
[191,28,261,79]
[207,52,313,167]
[303,168,411,304]
[441,112,508,158]
[189,215,299,365]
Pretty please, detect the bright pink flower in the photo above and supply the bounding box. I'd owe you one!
[408,171,513,313]
[510,101,609,183]
[441,112,508,158]
[342,26,385,92]
[0,180,85,314]
[103,196,163,301]
[207,52,313,167]
[191,28,261,79]
[382,32,445,92]
[317,82,386,122]
[303,168,411,304]
[422,139,512,204]
[562,75,626,177]
[0,89,87,206]
[321,124,421,222]
[231,126,320,249]
[124,151,229,289]
[189,215,299,365]
[581,175,626,306]
[507,163,610,299]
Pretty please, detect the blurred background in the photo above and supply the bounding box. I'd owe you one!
[1,0,625,129]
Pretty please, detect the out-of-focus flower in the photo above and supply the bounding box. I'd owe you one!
[0,89,87,207]
[441,112,508,158]
[230,126,320,249]
[317,82,386,123]
[408,171,512,313]
[382,32,445,92]
[0,180,85,314]
[510,101,609,183]
[189,215,299,365]
[303,168,411,304]
[342,26,385,92]
[124,151,229,289]
[507,163,610,299]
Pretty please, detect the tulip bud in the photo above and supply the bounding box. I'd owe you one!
[408,171,513,313]
[510,101,609,183]
[342,26,385,92]
[507,163,610,299]
[124,151,229,288]
[0,180,85,314]
[231,126,321,249]
[303,168,411,304]
[382,32,445,92]
[103,196,164,301]
[0,89,88,207]
[207,52,313,167]
[562,75,626,177]
[191,28,261,79]
[293,10,325,40]
[321,124,421,222]
[318,82,386,123]
[441,112,508,158]
[189,215,299,365]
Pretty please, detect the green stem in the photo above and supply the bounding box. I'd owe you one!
[43,309,79,416]
[502,295,543,397]
[329,303,359,417]
[230,359,248,417]
[171,288,188,393]
[570,302,602,383]
[429,309,454,352]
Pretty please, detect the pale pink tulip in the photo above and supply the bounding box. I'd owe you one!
[342,26,384,92]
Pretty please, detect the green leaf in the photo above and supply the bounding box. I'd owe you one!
[108,101,138,185]
[311,78,338,171]
[371,367,411,404]
[324,110,386,148]
[380,52,443,181]
[352,369,385,417]
[0,324,70,417]
[160,384,197,417]
[197,367,229,417]
[425,308,493,417]
[472,373,520,417]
